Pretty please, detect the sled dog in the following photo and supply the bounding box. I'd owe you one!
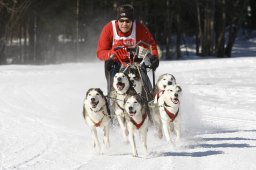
[124,94,149,157]
[155,73,176,93]
[149,73,176,139]
[126,64,143,94]
[111,72,136,141]
[83,88,111,153]
[154,85,182,143]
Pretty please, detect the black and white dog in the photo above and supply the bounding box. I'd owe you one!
[110,72,136,141]
[154,85,182,143]
[83,88,111,153]
[154,73,176,93]
[124,94,149,157]
[126,64,143,95]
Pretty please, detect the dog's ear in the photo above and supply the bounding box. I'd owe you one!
[131,68,140,78]
[135,94,143,104]
[124,94,130,104]
[82,104,87,119]
[86,88,93,98]
[124,72,133,86]
[127,87,137,96]
[176,85,182,93]
[95,88,104,96]
[123,72,129,78]
[157,74,164,83]
[171,74,176,84]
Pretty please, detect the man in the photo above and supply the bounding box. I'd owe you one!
[97,4,159,94]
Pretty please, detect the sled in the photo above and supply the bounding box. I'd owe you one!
[107,40,156,102]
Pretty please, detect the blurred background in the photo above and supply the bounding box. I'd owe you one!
[0,0,255,64]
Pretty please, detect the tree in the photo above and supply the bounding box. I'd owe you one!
[0,0,8,64]
[225,0,249,57]
[215,0,226,58]
[0,0,255,65]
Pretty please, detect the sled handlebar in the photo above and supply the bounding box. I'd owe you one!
[110,41,153,69]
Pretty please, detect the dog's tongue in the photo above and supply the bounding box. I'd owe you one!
[91,101,98,108]
[116,82,125,90]
[172,98,179,104]
[129,111,136,116]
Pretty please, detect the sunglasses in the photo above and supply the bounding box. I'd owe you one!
[118,19,132,23]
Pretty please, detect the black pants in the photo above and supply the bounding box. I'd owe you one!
[105,60,121,95]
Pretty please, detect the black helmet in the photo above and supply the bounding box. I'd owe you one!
[117,4,134,21]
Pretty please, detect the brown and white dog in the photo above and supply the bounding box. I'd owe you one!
[154,85,182,143]
[124,94,149,157]
[149,73,177,139]
[83,88,111,153]
[153,73,177,107]
[110,72,136,141]
[154,73,176,93]
[151,73,177,117]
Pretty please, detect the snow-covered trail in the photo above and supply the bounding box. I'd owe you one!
[0,58,256,170]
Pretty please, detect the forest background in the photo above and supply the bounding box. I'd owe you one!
[0,0,255,64]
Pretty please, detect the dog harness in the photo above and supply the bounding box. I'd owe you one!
[88,106,108,127]
[115,92,126,113]
[116,102,125,112]
[153,90,165,104]
[163,102,179,122]
[92,116,104,127]
[130,114,147,129]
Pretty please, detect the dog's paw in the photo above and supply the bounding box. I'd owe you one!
[166,137,171,143]
[94,146,102,155]
[123,137,129,144]
[91,141,96,148]
[97,150,103,155]
[103,139,110,149]
[132,153,138,157]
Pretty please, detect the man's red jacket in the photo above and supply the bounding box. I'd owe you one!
[97,20,159,61]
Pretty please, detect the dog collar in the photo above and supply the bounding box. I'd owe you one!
[130,114,147,129]
[90,104,105,112]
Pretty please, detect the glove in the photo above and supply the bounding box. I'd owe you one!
[114,47,129,60]
[108,49,118,61]
[109,47,128,61]
[149,55,159,71]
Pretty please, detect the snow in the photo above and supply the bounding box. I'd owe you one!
[1,48,256,169]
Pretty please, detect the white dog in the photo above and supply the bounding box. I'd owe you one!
[111,72,136,141]
[124,94,149,157]
[83,88,111,153]
[154,85,182,143]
